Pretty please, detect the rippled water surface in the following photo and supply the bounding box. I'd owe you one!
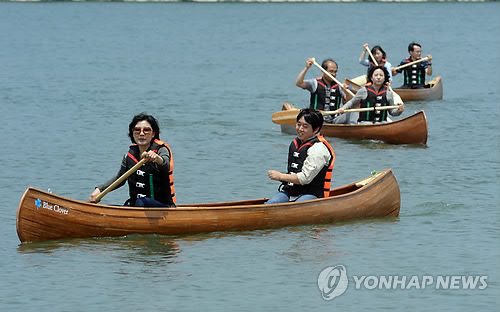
[1,2,499,311]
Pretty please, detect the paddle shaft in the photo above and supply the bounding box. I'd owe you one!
[366,46,379,66]
[95,154,148,203]
[312,59,355,97]
[272,105,399,124]
[328,105,399,115]
[393,57,429,71]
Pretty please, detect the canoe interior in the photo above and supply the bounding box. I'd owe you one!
[177,182,361,208]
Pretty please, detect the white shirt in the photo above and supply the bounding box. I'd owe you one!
[296,141,331,185]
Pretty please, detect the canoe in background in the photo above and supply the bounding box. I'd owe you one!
[279,102,428,145]
[345,76,443,102]
[17,169,400,243]
[392,76,443,102]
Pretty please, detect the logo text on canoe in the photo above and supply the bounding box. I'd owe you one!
[35,198,69,215]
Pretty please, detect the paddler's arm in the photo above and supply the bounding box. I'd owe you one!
[391,59,405,76]
[387,91,404,116]
[425,55,433,76]
[268,170,300,185]
[296,58,314,89]
[359,43,369,66]
[143,147,170,172]
[267,144,330,186]
[89,155,128,202]
[339,87,347,104]
[337,88,367,114]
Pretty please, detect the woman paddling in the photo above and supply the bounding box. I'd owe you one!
[359,43,393,81]
[338,66,404,124]
[89,113,176,207]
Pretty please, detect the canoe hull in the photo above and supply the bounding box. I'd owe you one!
[393,76,443,102]
[279,103,428,145]
[17,169,400,243]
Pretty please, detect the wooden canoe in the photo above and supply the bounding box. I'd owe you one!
[344,76,442,102]
[16,169,400,243]
[279,103,428,145]
[392,76,443,101]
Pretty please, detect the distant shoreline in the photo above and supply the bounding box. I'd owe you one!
[2,0,498,3]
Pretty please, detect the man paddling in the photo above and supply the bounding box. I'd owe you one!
[392,42,433,89]
[266,109,335,204]
[296,58,348,124]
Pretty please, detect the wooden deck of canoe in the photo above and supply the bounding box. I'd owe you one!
[16,169,400,243]
[279,103,428,145]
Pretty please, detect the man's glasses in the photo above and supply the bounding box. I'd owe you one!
[133,127,153,134]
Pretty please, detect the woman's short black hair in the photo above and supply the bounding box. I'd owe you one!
[371,45,387,59]
[128,113,161,144]
[367,65,390,86]
[297,108,323,133]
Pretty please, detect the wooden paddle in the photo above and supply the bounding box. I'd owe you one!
[393,57,429,71]
[365,46,404,106]
[272,105,399,125]
[94,152,148,203]
[312,58,355,97]
[349,74,367,87]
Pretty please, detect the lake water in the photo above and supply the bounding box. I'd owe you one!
[1,1,499,311]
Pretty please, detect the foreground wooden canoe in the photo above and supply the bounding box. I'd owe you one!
[17,169,400,243]
[279,103,428,145]
[345,76,443,102]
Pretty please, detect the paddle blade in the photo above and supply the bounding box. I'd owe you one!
[392,92,404,105]
[271,109,300,125]
[349,75,367,86]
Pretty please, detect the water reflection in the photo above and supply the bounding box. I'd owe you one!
[17,234,182,265]
[280,217,401,263]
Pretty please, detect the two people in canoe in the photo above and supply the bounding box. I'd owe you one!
[89,113,176,207]
[295,58,350,124]
[392,41,433,89]
[266,109,335,203]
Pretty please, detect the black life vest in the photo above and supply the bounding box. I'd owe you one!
[309,77,342,112]
[402,57,426,88]
[126,139,176,206]
[281,135,335,198]
[358,84,389,123]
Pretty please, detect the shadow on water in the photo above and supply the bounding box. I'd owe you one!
[342,139,429,149]
[16,235,182,264]
[16,216,400,256]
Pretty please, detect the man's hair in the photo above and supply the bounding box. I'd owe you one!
[321,58,338,70]
[297,108,323,133]
[408,42,421,53]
